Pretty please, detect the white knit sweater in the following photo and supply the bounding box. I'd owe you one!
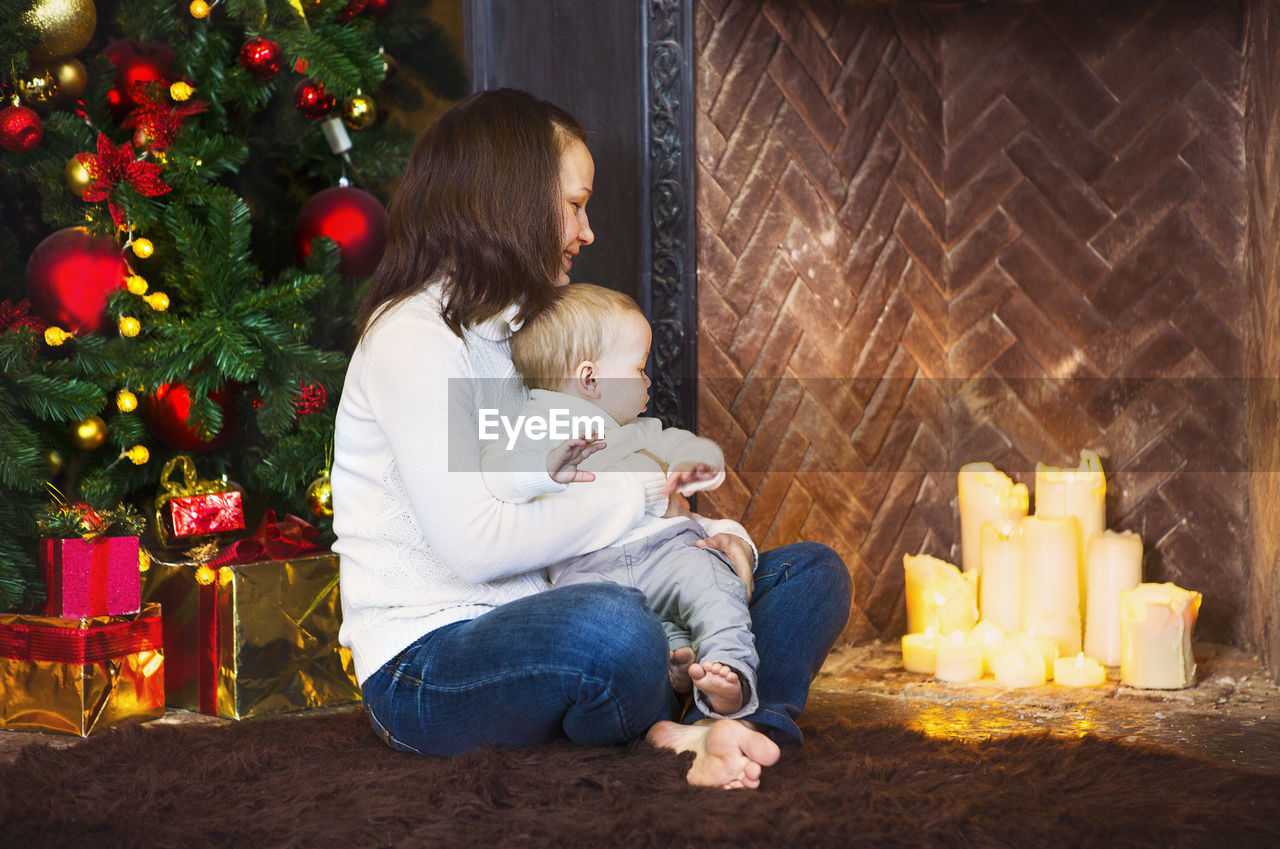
[332,284,669,684]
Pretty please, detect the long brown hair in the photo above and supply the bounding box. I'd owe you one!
[355,89,587,341]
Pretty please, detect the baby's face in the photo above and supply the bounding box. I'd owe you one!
[590,312,652,425]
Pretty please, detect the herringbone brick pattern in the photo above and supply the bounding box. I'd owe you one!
[695,0,1247,644]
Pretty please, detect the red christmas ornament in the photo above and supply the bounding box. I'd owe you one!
[295,186,388,277]
[365,0,394,17]
[294,79,336,119]
[103,40,176,119]
[239,38,283,79]
[294,381,328,415]
[0,105,44,152]
[24,228,128,334]
[338,0,368,22]
[143,382,239,452]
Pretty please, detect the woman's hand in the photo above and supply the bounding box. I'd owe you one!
[545,438,605,484]
[696,532,756,597]
[663,492,694,519]
[663,462,722,495]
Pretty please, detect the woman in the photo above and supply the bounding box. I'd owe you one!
[332,88,851,790]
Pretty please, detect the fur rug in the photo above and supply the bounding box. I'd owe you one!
[1,709,1277,849]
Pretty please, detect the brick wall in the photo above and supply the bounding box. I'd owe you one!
[695,0,1256,649]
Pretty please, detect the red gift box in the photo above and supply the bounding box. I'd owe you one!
[42,535,142,619]
[169,490,246,537]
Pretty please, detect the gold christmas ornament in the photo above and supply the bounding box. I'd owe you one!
[305,471,334,517]
[169,81,194,101]
[118,315,140,337]
[125,274,148,295]
[195,564,216,586]
[188,0,210,19]
[131,237,154,258]
[65,155,93,197]
[16,68,59,107]
[124,444,149,465]
[46,57,87,101]
[145,291,169,311]
[116,389,138,412]
[43,326,72,346]
[137,548,151,572]
[70,414,107,450]
[21,0,98,62]
[342,94,376,130]
[44,449,65,475]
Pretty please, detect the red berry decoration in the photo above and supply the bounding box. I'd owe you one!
[239,38,283,79]
[0,105,44,152]
[338,0,368,22]
[294,186,388,277]
[143,382,239,452]
[24,227,128,334]
[103,39,176,120]
[294,79,336,119]
[366,0,394,17]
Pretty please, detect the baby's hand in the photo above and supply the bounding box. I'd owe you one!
[546,438,605,484]
[663,461,721,495]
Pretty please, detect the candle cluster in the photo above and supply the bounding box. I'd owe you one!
[900,452,1203,689]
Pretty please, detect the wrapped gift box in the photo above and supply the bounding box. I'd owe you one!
[153,455,246,547]
[0,603,164,736]
[141,546,359,719]
[42,535,142,619]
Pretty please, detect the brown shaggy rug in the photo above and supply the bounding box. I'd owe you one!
[1,709,1277,849]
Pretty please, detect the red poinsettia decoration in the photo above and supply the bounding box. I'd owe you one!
[0,298,46,334]
[75,133,171,228]
[122,87,208,151]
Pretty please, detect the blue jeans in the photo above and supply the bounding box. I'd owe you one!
[361,541,851,755]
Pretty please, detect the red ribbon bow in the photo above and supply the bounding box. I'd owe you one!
[206,510,323,568]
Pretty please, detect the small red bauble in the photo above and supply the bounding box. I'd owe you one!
[338,0,368,22]
[103,39,176,119]
[0,105,43,152]
[365,0,394,17]
[239,38,283,79]
[294,79,336,119]
[143,382,238,452]
[25,228,128,334]
[294,186,388,277]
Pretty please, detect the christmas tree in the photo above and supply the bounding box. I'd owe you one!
[0,0,465,610]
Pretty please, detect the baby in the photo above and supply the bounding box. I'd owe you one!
[480,283,758,719]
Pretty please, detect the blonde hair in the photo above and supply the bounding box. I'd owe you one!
[511,283,645,391]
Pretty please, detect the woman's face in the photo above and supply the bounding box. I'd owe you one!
[557,138,595,286]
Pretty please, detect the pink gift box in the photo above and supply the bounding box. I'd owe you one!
[42,536,142,619]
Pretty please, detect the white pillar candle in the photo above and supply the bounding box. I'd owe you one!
[1084,530,1143,666]
[1034,450,1106,627]
[990,635,1047,688]
[969,620,1007,676]
[1020,516,1082,656]
[934,630,984,683]
[902,630,939,674]
[903,553,978,635]
[1119,583,1202,689]
[958,463,1028,573]
[979,518,1023,634]
[1054,652,1106,687]
[1018,631,1060,680]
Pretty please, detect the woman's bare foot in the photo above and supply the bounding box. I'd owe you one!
[689,661,743,715]
[669,646,695,694]
[646,718,780,790]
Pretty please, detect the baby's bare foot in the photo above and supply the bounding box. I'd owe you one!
[669,647,695,694]
[689,661,743,716]
[646,719,780,790]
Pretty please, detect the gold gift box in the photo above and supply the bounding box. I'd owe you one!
[0,603,165,736]
[141,549,360,719]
